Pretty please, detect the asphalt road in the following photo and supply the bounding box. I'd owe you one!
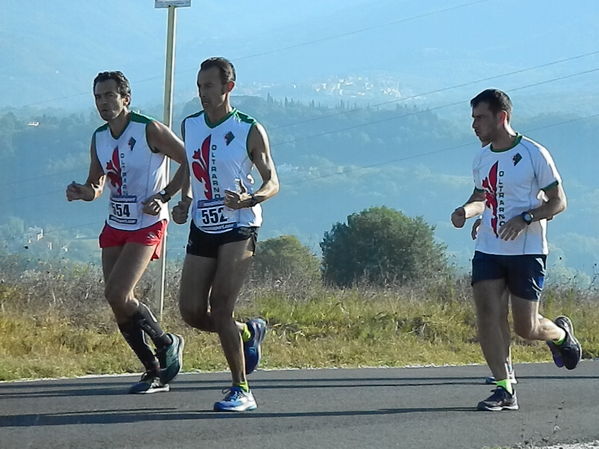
[1,361,597,449]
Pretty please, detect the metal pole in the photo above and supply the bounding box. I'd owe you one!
[158,5,177,320]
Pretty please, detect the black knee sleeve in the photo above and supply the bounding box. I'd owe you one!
[135,303,172,349]
[118,320,159,374]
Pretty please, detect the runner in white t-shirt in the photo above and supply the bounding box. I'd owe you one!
[66,71,187,394]
[450,89,581,411]
[469,138,517,386]
[172,57,279,412]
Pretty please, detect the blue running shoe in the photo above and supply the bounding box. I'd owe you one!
[157,333,184,384]
[213,387,257,412]
[244,318,266,375]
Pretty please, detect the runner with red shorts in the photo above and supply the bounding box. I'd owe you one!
[66,71,187,393]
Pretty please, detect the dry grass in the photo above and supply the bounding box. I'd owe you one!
[0,258,598,381]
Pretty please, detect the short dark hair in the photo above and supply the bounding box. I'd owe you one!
[200,57,236,84]
[470,89,512,117]
[93,71,131,97]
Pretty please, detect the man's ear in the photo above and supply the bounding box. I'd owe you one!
[224,80,235,93]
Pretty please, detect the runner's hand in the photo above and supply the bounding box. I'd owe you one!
[172,197,191,224]
[451,207,467,228]
[142,194,164,216]
[66,181,92,201]
[498,215,527,241]
[224,179,250,210]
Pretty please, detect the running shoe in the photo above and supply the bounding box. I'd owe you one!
[213,387,257,412]
[244,319,266,375]
[129,371,170,394]
[477,387,518,411]
[553,316,582,370]
[157,333,184,384]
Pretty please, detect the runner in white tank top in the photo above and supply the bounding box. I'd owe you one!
[66,71,188,394]
[94,111,170,230]
[172,57,279,412]
[182,108,262,233]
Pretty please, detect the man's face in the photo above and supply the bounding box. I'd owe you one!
[197,67,233,110]
[94,80,129,122]
[471,102,501,144]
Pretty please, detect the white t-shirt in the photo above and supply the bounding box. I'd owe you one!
[94,112,169,230]
[181,108,263,233]
[473,134,561,255]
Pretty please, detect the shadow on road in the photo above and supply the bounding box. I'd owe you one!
[0,405,477,427]
[1,374,597,399]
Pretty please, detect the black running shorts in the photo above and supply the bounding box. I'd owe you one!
[186,221,258,259]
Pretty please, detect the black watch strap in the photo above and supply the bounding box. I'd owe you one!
[521,211,533,225]
[159,189,171,202]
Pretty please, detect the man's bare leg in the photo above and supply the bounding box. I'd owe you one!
[210,239,254,386]
[473,279,510,382]
[103,243,178,392]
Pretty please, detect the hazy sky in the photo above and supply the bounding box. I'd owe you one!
[2,0,599,111]
[1,0,598,277]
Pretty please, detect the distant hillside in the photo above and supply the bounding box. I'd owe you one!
[0,95,597,282]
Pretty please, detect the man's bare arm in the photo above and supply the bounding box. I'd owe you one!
[146,120,187,200]
[451,188,486,228]
[66,137,105,202]
[223,123,280,210]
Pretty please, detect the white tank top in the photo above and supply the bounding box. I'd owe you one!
[182,108,263,233]
[94,112,169,230]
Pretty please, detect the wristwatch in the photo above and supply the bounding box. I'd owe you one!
[521,211,534,225]
[159,189,171,202]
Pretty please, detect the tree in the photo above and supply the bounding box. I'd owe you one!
[251,235,321,284]
[320,206,448,287]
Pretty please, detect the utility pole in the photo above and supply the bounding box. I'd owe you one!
[155,0,191,319]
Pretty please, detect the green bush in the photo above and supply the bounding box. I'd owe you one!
[251,235,321,285]
[321,206,449,287]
